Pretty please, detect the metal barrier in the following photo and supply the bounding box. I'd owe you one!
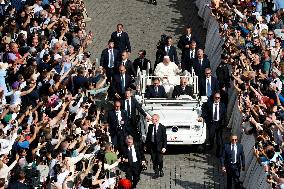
[195,1,271,188]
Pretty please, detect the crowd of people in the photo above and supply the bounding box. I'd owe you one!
[210,0,284,188]
[1,0,277,188]
[0,0,208,188]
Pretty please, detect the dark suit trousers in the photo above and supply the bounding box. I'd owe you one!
[106,67,115,83]
[128,116,140,141]
[150,142,163,173]
[126,162,141,188]
[113,130,127,151]
[226,163,241,189]
[208,121,223,156]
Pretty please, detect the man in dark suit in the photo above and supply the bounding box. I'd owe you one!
[144,78,167,99]
[182,40,198,72]
[100,39,119,82]
[119,51,136,77]
[199,68,219,97]
[133,50,151,75]
[107,101,129,151]
[121,135,146,188]
[172,77,193,98]
[200,92,226,157]
[156,36,179,65]
[220,135,245,189]
[122,88,152,138]
[7,170,28,189]
[191,49,210,78]
[111,65,135,100]
[178,26,199,62]
[111,24,131,54]
[146,114,167,178]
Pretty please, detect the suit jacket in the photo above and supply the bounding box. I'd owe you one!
[121,97,147,118]
[146,123,167,152]
[121,143,146,165]
[162,45,179,64]
[100,48,119,70]
[111,74,135,96]
[201,100,226,125]
[107,109,129,137]
[199,76,219,97]
[172,85,193,98]
[177,34,199,58]
[144,85,167,99]
[133,57,151,74]
[119,60,135,76]
[111,31,131,53]
[181,48,198,71]
[220,143,245,168]
[191,57,210,78]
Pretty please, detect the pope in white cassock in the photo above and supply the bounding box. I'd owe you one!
[154,56,182,94]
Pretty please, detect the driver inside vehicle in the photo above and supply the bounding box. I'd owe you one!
[172,77,194,99]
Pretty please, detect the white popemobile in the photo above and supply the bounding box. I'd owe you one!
[135,65,207,151]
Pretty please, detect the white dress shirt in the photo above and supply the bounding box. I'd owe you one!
[129,145,138,163]
[117,32,122,37]
[122,60,127,66]
[212,102,220,121]
[231,144,237,164]
[187,34,191,41]
[108,49,114,68]
[125,98,132,115]
[120,74,125,89]
[190,49,195,59]
[151,124,159,142]
[116,111,122,124]
[199,58,203,66]
[165,45,171,53]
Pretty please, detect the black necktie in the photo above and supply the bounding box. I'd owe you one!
[128,146,133,164]
[121,75,125,93]
[126,99,131,117]
[214,103,218,121]
[155,87,158,96]
[154,125,157,144]
[231,145,236,163]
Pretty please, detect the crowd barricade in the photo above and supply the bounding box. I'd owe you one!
[195,1,271,188]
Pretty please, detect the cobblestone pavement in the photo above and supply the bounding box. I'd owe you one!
[85,0,226,188]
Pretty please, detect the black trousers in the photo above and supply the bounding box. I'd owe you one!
[150,143,163,173]
[208,121,223,156]
[128,116,140,141]
[226,164,241,189]
[126,162,141,188]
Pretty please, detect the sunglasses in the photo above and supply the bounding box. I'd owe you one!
[231,139,238,141]
[215,97,221,99]
[205,72,211,75]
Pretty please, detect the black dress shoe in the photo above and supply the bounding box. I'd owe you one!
[159,170,164,177]
[152,172,159,179]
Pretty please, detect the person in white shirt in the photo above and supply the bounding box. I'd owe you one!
[154,56,182,94]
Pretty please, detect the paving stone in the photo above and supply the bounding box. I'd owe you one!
[84,0,225,188]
